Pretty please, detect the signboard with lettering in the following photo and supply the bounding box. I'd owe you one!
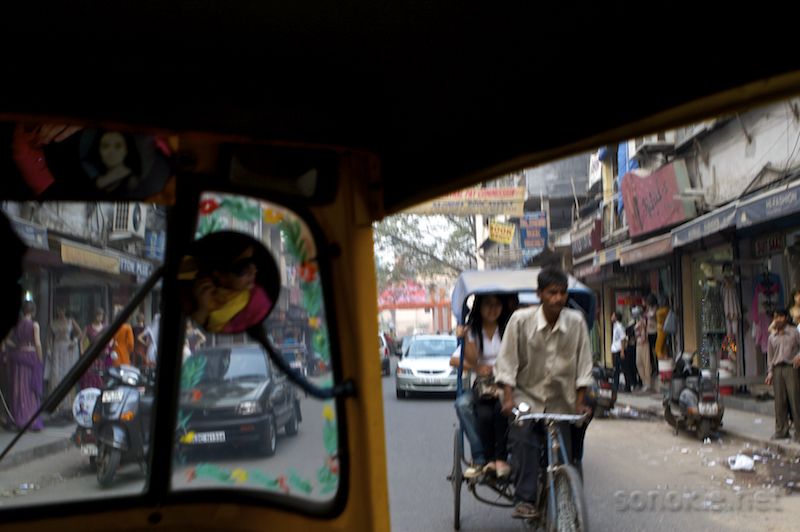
[144,230,165,261]
[736,181,800,229]
[621,160,697,238]
[119,256,154,282]
[489,221,516,245]
[61,243,119,274]
[571,218,602,257]
[519,212,548,254]
[10,217,49,250]
[753,233,785,257]
[405,187,525,216]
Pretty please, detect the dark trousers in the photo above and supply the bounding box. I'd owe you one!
[510,421,574,504]
[773,364,800,436]
[624,347,639,389]
[648,334,658,377]
[612,351,631,392]
[475,397,508,462]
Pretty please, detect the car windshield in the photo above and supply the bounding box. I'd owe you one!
[195,347,269,382]
[407,338,456,358]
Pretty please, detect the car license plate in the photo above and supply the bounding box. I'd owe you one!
[81,444,98,456]
[192,431,226,444]
[599,389,613,398]
[421,378,443,385]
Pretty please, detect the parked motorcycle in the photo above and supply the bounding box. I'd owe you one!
[71,387,102,468]
[663,354,724,440]
[590,364,617,417]
[93,365,154,487]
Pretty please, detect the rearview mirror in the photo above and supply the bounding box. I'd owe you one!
[179,231,280,334]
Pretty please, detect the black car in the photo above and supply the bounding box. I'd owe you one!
[179,345,301,456]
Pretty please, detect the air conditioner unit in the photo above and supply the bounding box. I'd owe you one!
[632,132,675,158]
[110,203,147,240]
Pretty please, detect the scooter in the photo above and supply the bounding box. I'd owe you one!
[663,353,724,440]
[71,387,102,468]
[93,365,154,487]
[590,364,617,418]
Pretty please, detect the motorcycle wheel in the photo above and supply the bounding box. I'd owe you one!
[96,445,121,487]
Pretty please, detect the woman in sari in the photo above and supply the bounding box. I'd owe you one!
[5,301,44,431]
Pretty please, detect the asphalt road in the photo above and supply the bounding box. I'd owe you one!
[381,358,800,532]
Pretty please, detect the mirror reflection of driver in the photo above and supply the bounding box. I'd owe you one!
[180,232,273,333]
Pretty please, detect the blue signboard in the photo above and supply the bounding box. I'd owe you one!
[144,230,165,261]
[519,212,548,259]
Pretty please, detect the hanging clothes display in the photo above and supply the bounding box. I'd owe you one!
[721,274,741,337]
[749,272,784,353]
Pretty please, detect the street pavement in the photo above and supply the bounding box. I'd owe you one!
[2,360,800,531]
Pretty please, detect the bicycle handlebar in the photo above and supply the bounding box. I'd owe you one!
[512,409,588,424]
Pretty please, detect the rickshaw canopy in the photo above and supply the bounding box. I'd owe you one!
[451,269,596,329]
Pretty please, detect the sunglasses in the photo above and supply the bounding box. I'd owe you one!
[225,257,257,277]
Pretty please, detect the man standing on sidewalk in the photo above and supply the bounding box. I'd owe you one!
[765,308,800,442]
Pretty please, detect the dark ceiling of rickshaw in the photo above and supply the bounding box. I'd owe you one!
[2,2,800,213]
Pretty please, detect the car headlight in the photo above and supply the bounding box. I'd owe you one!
[237,401,262,416]
[396,367,413,375]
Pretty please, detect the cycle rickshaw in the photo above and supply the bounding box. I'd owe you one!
[448,269,596,531]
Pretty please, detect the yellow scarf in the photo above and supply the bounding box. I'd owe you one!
[206,289,250,333]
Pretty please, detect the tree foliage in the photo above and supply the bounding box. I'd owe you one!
[373,214,477,291]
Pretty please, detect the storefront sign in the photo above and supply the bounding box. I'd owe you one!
[621,160,697,238]
[144,230,165,261]
[378,280,429,307]
[589,151,602,189]
[597,245,623,266]
[736,180,800,228]
[519,212,548,251]
[753,233,785,257]
[671,202,737,248]
[119,256,154,282]
[10,216,49,250]
[405,187,525,216]
[574,262,601,280]
[570,218,602,257]
[619,233,673,266]
[489,221,516,245]
[61,242,120,274]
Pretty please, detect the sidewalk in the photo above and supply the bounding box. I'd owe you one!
[616,391,800,456]
[0,420,74,472]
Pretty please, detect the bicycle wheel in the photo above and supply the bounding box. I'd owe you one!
[548,464,587,532]
[450,428,463,530]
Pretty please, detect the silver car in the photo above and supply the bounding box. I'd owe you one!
[395,335,457,399]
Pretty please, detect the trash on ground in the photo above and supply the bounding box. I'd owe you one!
[728,454,755,472]
[754,418,763,424]
[681,448,689,454]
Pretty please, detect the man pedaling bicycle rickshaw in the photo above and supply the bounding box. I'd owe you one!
[490,267,594,520]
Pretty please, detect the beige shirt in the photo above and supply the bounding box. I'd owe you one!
[494,306,594,414]
[767,326,800,374]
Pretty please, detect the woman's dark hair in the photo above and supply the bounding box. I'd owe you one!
[22,301,36,316]
[774,307,790,318]
[646,294,658,307]
[792,288,800,301]
[537,267,568,292]
[189,231,281,309]
[466,294,511,355]
[613,310,622,321]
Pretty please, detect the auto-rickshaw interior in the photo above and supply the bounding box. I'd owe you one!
[2,3,800,532]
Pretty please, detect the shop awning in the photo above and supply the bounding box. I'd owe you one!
[619,233,673,266]
[670,202,737,248]
[597,243,625,266]
[736,179,800,229]
[573,262,601,279]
